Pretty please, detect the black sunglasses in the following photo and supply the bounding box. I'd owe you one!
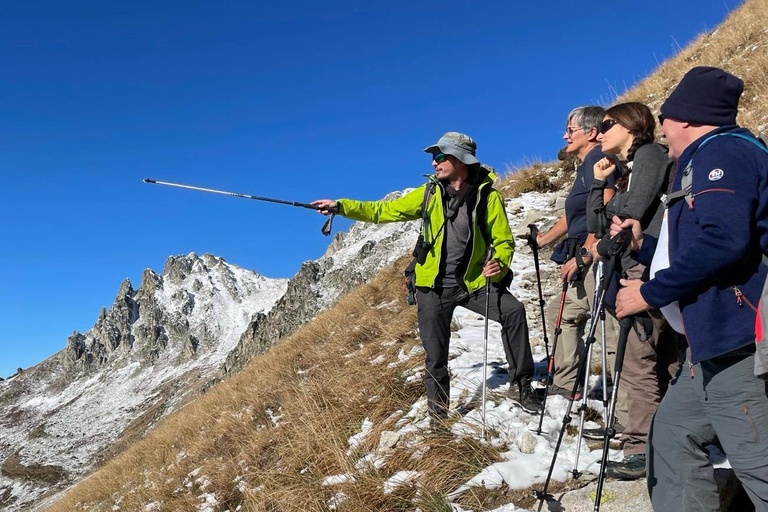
[432,153,448,164]
[599,119,620,134]
[657,114,665,125]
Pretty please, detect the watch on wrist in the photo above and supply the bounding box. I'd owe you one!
[579,247,591,258]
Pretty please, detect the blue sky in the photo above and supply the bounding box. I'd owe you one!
[0,0,742,378]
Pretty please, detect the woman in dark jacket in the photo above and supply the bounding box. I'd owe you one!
[586,102,683,479]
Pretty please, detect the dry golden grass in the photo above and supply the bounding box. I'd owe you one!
[498,161,559,199]
[499,151,579,201]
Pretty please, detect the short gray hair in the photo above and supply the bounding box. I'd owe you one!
[567,106,605,133]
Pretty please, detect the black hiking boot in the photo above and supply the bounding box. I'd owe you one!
[605,454,646,480]
[582,421,625,441]
[514,377,543,415]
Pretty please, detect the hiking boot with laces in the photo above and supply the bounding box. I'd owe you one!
[514,377,543,415]
[605,453,646,480]
[582,421,625,441]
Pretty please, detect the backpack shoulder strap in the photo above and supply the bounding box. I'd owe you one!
[422,178,438,211]
[665,133,768,209]
[474,184,493,248]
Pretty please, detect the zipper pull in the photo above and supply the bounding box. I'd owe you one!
[733,286,744,307]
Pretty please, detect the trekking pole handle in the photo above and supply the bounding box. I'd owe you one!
[527,224,540,249]
[607,227,631,257]
[484,246,496,265]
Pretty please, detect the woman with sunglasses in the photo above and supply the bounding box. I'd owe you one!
[586,102,684,480]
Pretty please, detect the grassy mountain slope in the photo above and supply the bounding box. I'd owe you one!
[46,261,520,512]
[43,1,767,511]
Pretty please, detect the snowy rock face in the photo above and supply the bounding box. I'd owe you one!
[0,253,288,512]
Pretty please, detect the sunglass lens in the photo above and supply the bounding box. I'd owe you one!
[600,119,617,134]
[433,153,447,163]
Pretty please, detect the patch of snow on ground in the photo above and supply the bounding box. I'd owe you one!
[346,418,373,454]
[382,470,421,494]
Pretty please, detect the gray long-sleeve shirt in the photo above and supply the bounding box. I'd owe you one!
[589,143,672,270]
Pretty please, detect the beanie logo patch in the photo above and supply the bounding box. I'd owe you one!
[708,169,724,181]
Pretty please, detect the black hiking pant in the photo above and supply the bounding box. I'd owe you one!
[415,284,533,419]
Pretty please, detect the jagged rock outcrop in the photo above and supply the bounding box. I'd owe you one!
[64,280,139,369]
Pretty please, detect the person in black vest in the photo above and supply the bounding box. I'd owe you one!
[614,66,768,511]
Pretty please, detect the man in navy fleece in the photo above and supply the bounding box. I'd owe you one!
[614,66,768,511]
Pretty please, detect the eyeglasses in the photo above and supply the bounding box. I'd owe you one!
[599,119,619,134]
[657,114,665,125]
[432,153,448,164]
[565,126,583,137]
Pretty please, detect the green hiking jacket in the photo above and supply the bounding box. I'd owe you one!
[336,171,515,293]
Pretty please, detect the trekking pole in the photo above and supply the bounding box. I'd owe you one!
[593,261,610,409]
[594,315,633,512]
[143,178,339,236]
[534,231,628,511]
[527,225,551,369]
[481,246,496,440]
[571,257,604,478]
[600,300,609,411]
[532,236,578,436]
[571,324,595,478]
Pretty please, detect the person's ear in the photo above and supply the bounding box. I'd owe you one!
[586,127,599,142]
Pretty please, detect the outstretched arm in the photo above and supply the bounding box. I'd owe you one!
[312,186,426,224]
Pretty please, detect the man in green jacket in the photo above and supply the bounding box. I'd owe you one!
[313,132,542,421]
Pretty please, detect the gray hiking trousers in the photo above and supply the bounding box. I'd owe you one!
[416,284,533,418]
[648,347,768,511]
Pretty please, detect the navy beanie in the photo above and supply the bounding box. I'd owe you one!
[660,66,743,126]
